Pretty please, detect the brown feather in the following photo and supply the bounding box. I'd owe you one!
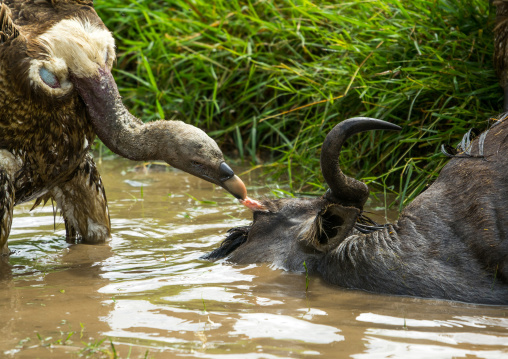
[0,0,110,247]
[0,4,20,43]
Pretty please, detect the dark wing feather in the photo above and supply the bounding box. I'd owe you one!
[0,4,20,43]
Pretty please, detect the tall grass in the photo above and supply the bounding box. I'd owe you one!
[95,0,500,207]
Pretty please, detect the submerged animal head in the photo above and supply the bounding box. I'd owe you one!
[0,0,247,199]
[205,118,401,267]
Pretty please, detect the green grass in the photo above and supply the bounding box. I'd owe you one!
[94,0,501,207]
[303,260,309,292]
[25,327,151,358]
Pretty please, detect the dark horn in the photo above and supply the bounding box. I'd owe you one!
[321,117,401,209]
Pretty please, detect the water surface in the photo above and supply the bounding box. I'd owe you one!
[0,159,507,358]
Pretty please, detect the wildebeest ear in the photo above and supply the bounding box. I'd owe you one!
[0,4,20,44]
[298,204,360,252]
[201,226,250,261]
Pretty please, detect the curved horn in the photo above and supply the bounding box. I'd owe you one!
[321,117,401,209]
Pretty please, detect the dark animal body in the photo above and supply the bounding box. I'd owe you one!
[0,0,247,255]
[205,117,508,305]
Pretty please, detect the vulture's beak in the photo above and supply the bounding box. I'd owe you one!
[217,162,247,200]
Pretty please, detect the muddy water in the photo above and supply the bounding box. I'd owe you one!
[0,159,507,359]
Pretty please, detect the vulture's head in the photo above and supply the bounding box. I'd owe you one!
[30,18,114,98]
[1,0,247,200]
[3,1,113,102]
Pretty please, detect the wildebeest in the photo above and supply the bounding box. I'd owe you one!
[205,116,508,305]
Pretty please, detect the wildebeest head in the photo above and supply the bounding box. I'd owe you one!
[204,118,401,270]
[206,116,508,305]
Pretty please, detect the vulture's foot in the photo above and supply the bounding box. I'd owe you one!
[49,154,111,243]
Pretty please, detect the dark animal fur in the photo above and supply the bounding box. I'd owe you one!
[205,115,508,305]
[202,226,250,260]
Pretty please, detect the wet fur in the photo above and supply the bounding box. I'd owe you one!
[206,116,508,305]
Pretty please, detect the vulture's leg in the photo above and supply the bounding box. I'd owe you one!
[0,170,14,256]
[50,154,111,243]
[0,151,19,256]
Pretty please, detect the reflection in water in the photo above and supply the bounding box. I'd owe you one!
[103,300,215,344]
[230,313,344,344]
[355,338,507,359]
[0,159,507,358]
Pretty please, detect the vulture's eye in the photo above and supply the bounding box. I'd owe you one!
[39,67,60,89]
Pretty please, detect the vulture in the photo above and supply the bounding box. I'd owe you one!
[0,0,247,255]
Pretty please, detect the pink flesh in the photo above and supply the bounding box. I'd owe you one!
[239,197,269,212]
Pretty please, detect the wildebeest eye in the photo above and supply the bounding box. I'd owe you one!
[39,67,61,89]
